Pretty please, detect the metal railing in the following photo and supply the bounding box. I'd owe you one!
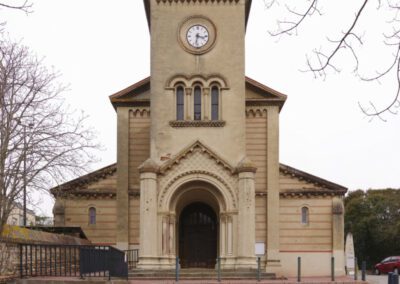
[19,243,128,279]
[19,244,80,277]
[124,249,139,270]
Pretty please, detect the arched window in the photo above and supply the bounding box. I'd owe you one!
[194,86,201,120]
[176,86,184,120]
[89,207,96,225]
[301,207,309,225]
[211,86,219,120]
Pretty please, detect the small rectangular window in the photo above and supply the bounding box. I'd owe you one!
[301,207,309,224]
[89,207,96,225]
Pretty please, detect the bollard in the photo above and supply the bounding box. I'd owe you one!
[354,257,358,280]
[257,257,261,282]
[331,257,335,282]
[389,272,394,284]
[393,272,399,284]
[297,257,301,282]
[362,261,366,281]
[176,257,180,282]
[217,257,221,282]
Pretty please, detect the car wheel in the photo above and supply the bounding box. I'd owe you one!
[394,268,399,274]
[375,268,381,275]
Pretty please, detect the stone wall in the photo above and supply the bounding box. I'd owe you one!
[0,225,90,277]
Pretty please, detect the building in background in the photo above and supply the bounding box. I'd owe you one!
[7,203,36,226]
[52,0,347,277]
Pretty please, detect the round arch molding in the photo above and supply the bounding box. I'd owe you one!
[158,170,237,213]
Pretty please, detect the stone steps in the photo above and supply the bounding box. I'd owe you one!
[129,268,276,280]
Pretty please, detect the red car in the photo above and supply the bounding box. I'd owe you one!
[374,256,400,274]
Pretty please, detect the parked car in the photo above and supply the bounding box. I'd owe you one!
[374,256,400,275]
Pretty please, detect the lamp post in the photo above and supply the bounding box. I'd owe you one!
[22,122,34,227]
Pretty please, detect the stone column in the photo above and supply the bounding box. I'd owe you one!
[116,107,130,250]
[137,158,159,269]
[169,215,175,255]
[220,215,226,257]
[236,157,257,269]
[185,87,192,120]
[203,87,210,120]
[266,106,281,273]
[332,196,345,276]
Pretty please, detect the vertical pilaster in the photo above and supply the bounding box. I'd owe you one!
[116,107,130,250]
[137,159,159,269]
[266,106,281,273]
[236,158,257,269]
[332,196,345,276]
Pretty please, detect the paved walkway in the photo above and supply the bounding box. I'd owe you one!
[12,276,369,284]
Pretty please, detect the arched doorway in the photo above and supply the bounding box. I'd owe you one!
[179,202,217,268]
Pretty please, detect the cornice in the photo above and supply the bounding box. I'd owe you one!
[144,0,252,31]
[51,164,117,196]
[279,163,348,194]
[169,120,226,127]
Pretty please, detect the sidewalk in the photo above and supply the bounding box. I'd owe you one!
[12,276,368,284]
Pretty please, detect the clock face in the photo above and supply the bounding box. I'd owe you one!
[186,25,209,48]
[179,16,216,54]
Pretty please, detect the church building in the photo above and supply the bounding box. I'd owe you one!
[52,0,347,277]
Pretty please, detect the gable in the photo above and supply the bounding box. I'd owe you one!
[279,164,347,196]
[159,140,235,175]
[109,77,150,109]
[245,77,287,111]
[51,164,117,197]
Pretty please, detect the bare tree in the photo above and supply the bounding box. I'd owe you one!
[0,0,32,27]
[0,35,99,236]
[266,0,400,121]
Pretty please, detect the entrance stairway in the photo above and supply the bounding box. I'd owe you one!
[129,268,276,280]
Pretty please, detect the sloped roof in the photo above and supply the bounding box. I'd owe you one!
[50,164,117,196]
[109,76,287,109]
[143,0,252,31]
[280,163,347,196]
[52,161,346,196]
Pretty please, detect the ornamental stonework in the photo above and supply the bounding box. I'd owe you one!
[158,147,238,208]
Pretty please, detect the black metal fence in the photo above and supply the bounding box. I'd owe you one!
[124,249,139,270]
[19,244,128,279]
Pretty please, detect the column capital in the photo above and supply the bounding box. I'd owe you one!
[185,87,192,96]
[236,157,257,174]
[202,87,210,96]
[138,158,159,174]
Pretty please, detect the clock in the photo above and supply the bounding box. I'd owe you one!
[179,16,216,54]
[186,25,209,48]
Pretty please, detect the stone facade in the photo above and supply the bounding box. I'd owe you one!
[51,0,347,277]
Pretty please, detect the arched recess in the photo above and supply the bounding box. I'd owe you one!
[159,170,237,212]
[158,172,238,263]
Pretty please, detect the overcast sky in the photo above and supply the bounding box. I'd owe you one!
[2,0,400,216]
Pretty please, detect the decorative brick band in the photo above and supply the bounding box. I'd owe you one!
[169,120,225,127]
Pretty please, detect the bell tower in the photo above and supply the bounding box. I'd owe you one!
[144,0,252,164]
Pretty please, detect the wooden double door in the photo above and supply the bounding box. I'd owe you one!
[179,202,217,268]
